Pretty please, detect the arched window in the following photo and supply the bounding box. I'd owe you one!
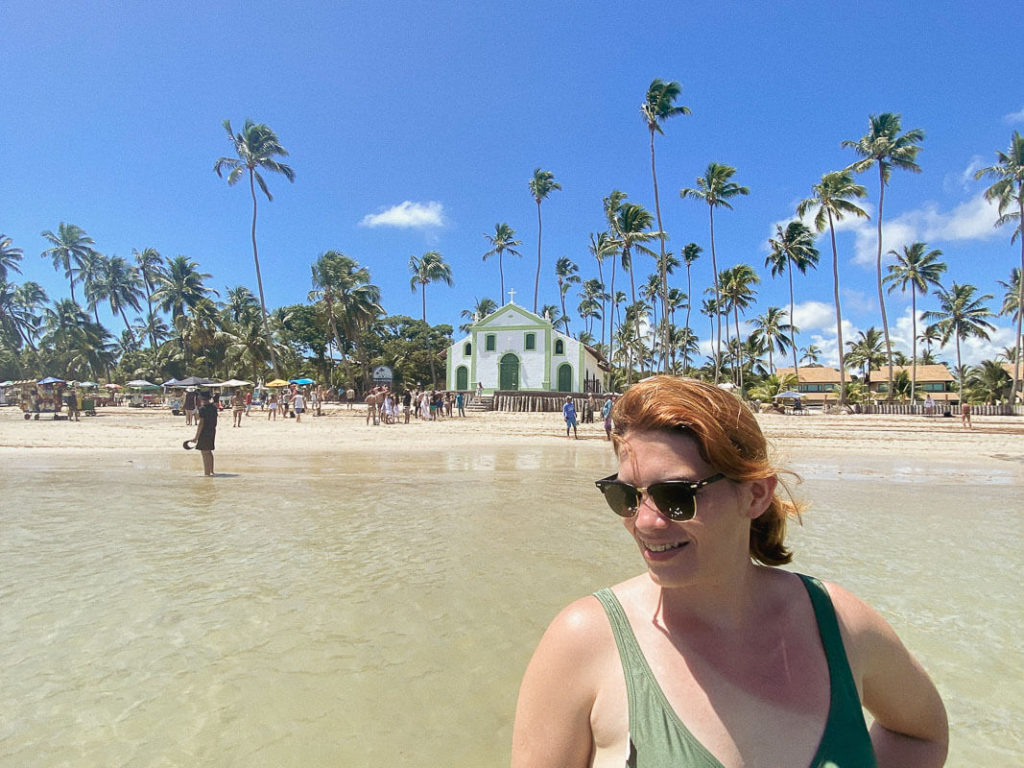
[463,342,472,356]
[554,339,564,355]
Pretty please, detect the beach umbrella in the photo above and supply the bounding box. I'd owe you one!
[0,380,13,387]
[266,378,290,387]
[126,379,157,388]
[772,390,804,399]
[175,376,216,387]
[215,378,253,388]
[162,378,180,387]
[290,377,315,386]
[37,376,66,385]
[105,383,122,390]
[79,381,99,387]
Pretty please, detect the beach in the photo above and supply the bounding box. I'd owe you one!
[1,405,1022,766]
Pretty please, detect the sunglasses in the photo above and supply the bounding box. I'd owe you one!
[594,473,726,521]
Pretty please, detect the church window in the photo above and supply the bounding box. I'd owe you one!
[485,334,496,352]
[525,333,536,350]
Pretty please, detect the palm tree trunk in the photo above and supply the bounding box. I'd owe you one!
[708,205,721,384]
[650,128,670,374]
[1015,195,1024,405]
[877,168,894,402]
[609,259,617,369]
[911,288,918,402]
[828,212,847,406]
[683,265,693,374]
[789,263,799,383]
[533,200,542,313]
[249,170,279,376]
[499,253,505,306]
[596,259,606,351]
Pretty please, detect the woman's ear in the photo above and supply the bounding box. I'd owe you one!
[746,475,778,519]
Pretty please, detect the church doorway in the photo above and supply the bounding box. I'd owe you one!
[499,353,520,390]
[557,363,573,392]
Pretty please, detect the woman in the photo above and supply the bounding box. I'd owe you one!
[512,376,947,768]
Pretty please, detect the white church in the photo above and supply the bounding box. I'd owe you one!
[445,300,609,394]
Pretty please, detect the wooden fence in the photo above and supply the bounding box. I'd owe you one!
[491,391,604,413]
[857,403,1023,417]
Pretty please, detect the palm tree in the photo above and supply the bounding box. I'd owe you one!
[642,78,690,371]
[750,307,795,375]
[482,223,522,306]
[0,234,23,283]
[681,163,749,382]
[577,279,604,339]
[133,248,165,348]
[800,345,822,366]
[459,297,498,334]
[766,221,819,381]
[975,131,1024,405]
[844,112,925,401]
[883,242,946,400]
[845,327,887,382]
[309,251,382,387]
[922,283,996,399]
[409,251,453,388]
[214,119,296,374]
[588,232,616,349]
[153,255,217,327]
[718,264,759,391]
[528,168,561,313]
[77,250,110,325]
[998,269,1021,402]
[554,257,580,334]
[797,170,869,405]
[967,359,1012,404]
[680,242,701,372]
[103,256,145,339]
[612,202,658,307]
[40,222,97,304]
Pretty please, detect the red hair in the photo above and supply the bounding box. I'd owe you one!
[611,376,802,565]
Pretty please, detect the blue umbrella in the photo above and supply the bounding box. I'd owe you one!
[38,376,66,385]
[290,378,315,385]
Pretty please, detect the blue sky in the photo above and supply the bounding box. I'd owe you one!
[3,1,1022,368]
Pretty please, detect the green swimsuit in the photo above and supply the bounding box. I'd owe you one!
[593,574,877,768]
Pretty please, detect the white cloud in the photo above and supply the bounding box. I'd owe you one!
[850,193,1003,265]
[1004,105,1024,124]
[359,201,446,229]
[792,300,835,333]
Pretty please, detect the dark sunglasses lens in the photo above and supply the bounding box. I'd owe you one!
[600,483,638,517]
[648,485,697,520]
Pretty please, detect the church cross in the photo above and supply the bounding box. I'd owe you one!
[507,289,516,304]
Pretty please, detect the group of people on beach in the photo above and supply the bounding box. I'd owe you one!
[563,393,616,440]
[363,384,468,425]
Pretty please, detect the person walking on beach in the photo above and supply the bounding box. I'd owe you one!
[65,388,80,422]
[183,388,197,426]
[512,376,948,768]
[602,394,614,440]
[268,392,279,420]
[476,381,484,403]
[961,401,972,429]
[562,396,578,439]
[193,391,218,476]
[293,389,306,423]
[456,390,465,417]
[232,389,245,427]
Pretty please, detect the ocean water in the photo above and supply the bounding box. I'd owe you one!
[0,444,1020,767]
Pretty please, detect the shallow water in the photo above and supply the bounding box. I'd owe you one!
[1,445,1021,766]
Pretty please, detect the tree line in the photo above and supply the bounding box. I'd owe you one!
[2,84,1022,404]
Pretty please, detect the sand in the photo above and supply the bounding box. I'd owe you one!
[1,402,1021,469]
